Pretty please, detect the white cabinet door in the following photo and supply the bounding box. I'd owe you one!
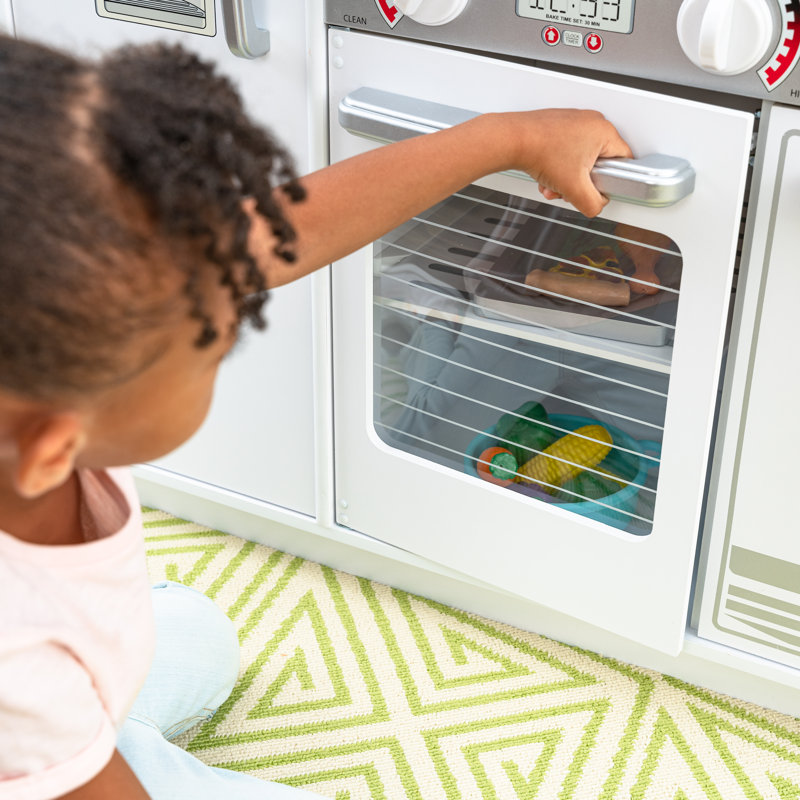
[330,30,754,655]
[12,1,316,516]
[698,103,800,669]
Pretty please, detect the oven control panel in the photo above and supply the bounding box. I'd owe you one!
[326,0,800,106]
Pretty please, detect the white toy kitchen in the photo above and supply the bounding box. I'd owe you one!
[5,0,800,716]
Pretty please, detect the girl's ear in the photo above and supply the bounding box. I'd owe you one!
[13,413,87,499]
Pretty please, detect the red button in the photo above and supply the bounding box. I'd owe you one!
[542,26,560,46]
[584,32,603,53]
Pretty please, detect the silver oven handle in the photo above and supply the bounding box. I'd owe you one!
[339,87,695,208]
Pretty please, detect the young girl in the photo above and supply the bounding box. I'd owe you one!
[0,34,631,800]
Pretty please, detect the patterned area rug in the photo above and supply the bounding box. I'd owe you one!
[143,508,800,800]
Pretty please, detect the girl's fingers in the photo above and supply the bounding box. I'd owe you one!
[539,186,561,201]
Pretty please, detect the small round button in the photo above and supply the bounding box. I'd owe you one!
[584,32,604,53]
[542,26,560,46]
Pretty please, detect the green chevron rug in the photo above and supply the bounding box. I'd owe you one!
[143,507,800,800]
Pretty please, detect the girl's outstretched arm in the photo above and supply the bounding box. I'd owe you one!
[254,109,632,288]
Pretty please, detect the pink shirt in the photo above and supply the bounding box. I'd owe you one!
[0,468,155,799]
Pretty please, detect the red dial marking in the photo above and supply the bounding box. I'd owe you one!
[759,0,800,90]
[376,0,401,27]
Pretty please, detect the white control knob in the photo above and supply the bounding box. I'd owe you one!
[393,0,469,26]
[677,0,776,75]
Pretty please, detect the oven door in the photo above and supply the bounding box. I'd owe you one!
[328,29,753,655]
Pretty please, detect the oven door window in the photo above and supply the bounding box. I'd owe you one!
[373,185,679,537]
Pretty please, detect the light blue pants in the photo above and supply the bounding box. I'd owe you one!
[118,581,321,798]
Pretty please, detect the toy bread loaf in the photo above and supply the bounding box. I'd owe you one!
[525,269,630,307]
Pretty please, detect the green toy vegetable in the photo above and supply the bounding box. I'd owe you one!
[494,401,557,465]
[559,469,625,503]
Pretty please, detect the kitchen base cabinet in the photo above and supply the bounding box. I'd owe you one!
[10,0,322,518]
[697,103,800,673]
[0,1,12,34]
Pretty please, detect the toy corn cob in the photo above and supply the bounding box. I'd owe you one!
[517,425,613,493]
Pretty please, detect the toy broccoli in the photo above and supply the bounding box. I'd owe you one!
[494,401,557,465]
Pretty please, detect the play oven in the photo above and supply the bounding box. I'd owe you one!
[324,0,800,660]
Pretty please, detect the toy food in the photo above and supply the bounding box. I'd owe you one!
[476,446,518,486]
[517,424,613,493]
[525,269,630,307]
[549,246,623,280]
[508,481,557,503]
[494,401,557,464]
[559,469,625,502]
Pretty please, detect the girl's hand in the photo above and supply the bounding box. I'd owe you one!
[259,106,633,287]
[497,108,633,218]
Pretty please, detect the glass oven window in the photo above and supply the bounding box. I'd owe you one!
[373,185,680,536]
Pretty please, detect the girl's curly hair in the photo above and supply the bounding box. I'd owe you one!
[0,35,305,401]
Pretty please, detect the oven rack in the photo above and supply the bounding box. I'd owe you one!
[373,324,666,434]
[374,295,673,374]
[375,186,682,368]
[403,212,679,301]
[377,238,678,345]
[375,307,670,404]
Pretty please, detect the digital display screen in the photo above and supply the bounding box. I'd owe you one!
[517,0,635,35]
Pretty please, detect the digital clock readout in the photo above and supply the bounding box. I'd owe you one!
[517,0,634,35]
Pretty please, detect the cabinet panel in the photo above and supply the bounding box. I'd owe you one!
[0,0,12,34]
[698,104,800,669]
[331,30,753,655]
[12,0,316,516]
